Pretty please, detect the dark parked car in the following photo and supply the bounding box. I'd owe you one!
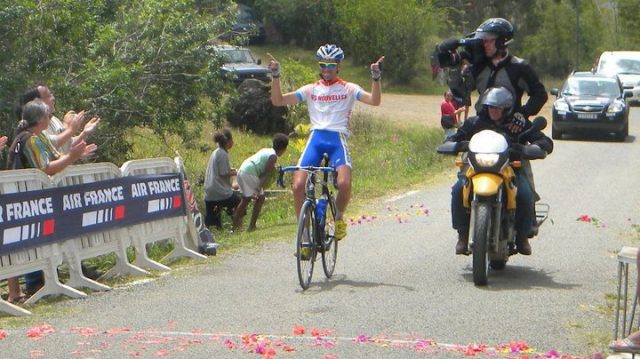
[221,4,266,44]
[550,71,632,141]
[213,45,270,85]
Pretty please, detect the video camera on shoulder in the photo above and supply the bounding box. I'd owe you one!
[435,34,485,67]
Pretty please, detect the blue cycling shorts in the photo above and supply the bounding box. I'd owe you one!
[297,129,352,168]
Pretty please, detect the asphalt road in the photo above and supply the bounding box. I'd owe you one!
[1,109,639,358]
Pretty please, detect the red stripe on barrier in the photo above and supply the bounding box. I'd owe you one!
[43,219,55,236]
[173,195,182,209]
[115,205,125,220]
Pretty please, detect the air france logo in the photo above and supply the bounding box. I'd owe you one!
[0,198,55,244]
[82,206,126,227]
[3,220,56,245]
[131,178,182,214]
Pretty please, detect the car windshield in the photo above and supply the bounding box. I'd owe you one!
[599,57,640,75]
[221,50,254,63]
[237,8,255,23]
[562,78,621,97]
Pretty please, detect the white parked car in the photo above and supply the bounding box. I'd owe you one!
[595,51,640,105]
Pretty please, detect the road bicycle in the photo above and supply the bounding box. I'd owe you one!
[278,154,338,290]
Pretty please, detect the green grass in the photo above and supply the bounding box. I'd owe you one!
[126,112,448,252]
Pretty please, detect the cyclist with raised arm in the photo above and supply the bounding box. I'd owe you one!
[269,44,384,241]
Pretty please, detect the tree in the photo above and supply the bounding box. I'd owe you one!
[617,0,640,49]
[335,0,444,83]
[254,0,341,48]
[0,0,236,163]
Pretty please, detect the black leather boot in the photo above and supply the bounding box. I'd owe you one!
[455,229,470,255]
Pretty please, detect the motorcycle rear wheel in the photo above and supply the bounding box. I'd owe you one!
[472,203,491,286]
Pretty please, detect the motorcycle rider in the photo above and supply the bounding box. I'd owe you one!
[447,87,553,256]
[435,18,548,125]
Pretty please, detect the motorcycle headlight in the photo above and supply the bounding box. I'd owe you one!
[554,100,569,112]
[474,153,500,167]
[607,100,625,113]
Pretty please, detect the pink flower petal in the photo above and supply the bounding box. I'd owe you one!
[223,339,237,349]
[292,326,305,336]
[106,327,131,336]
[30,350,45,358]
[0,330,7,340]
[155,348,171,357]
[70,327,98,337]
[26,324,56,340]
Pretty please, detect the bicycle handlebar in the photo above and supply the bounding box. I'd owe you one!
[276,165,335,188]
[280,165,334,173]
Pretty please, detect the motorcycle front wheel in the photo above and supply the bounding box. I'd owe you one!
[472,203,491,286]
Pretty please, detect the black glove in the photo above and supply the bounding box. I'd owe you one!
[506,112,527,133]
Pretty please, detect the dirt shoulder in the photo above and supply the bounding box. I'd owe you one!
[354,93,554,127]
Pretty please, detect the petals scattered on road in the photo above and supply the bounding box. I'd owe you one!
[349,203,430,226]
[576,214,606,228]
[6,324,604,358]
[26,323,56,340]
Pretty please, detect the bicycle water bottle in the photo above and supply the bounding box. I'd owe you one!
[316,195,328,227]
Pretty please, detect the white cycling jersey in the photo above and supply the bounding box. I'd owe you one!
[295,79,362,135]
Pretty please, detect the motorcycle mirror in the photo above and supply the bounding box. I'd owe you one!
[437,141,468,155]
[517,116,547,143]
[530,116,547,131]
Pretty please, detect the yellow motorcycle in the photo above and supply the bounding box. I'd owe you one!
[438,117,550,285]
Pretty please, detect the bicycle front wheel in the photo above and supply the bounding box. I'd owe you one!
[322,195,338,278]
[296,200,316,290]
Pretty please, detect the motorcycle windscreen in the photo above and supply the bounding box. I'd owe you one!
[468,130,508,153]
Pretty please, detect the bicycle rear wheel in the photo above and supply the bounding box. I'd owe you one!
[322,196,338,278]
[296,200,316,290]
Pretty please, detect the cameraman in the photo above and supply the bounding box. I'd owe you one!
[435,18,547,130]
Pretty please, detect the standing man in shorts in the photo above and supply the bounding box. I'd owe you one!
[269,44,383,241]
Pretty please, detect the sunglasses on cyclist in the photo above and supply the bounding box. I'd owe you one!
[318,62,338,70]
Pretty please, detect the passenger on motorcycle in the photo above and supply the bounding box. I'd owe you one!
[447,87,553,256]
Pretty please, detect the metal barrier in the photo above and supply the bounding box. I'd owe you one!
[0,158,205,316]
[51,163,149,291]
[120,158,206,271]
[615,246,639,340]
[0,170,86,316]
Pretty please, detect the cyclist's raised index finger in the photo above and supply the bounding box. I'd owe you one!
[376,55,385,64]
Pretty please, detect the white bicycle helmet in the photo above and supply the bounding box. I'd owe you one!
[315,44,345,62]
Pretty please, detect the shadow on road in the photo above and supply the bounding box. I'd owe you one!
[302,274,416,293]
[558,133,636,143]
[461,265,581,291]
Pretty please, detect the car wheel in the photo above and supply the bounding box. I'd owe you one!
[551,125,562,140]
[616,122,629,142]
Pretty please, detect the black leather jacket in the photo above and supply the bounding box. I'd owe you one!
[449,54,548,118]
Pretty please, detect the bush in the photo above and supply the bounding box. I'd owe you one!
[227,79,289,134]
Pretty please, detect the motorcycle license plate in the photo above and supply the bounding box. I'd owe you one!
[578,113,598,120]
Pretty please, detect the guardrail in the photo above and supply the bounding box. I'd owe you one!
[0,157,205,316]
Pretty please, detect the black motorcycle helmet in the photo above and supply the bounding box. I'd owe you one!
[475,18,514,50]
